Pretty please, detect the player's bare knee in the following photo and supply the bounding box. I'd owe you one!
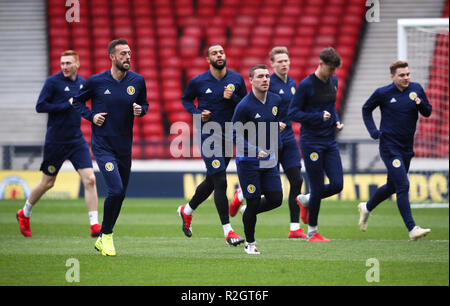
[83,174,96,189]
[41,176,56,190]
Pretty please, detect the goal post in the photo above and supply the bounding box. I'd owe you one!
[398,18,449,61]
[397,18,449,204]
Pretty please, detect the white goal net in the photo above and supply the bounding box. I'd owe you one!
[398,18,449,161]
[397,18,449,205]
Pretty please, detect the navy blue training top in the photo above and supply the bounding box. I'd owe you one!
[181,69,247,130]
[269,73,297,142]
[362,81,432,149]
[232,90,281,162]
[288,73,340,142]
[36,71,85,144]
[72,70,149,138]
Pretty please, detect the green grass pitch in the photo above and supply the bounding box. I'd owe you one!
[0,198,448,286]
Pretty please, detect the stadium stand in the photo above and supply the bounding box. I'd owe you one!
[414,1,449,158]
[46,0,363,159]
[0,0,48,144]
[338,0,448,170]
[340,0,448,141]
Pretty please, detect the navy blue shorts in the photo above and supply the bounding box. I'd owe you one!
[40,139,92,176]
[279,136,301,171]
[92,135,132,197]
[200,133,232,175]
[237,160,282,199]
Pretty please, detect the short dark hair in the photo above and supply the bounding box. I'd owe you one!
[319,47,341,68]
[390,60,409,75]
[206,44,222,57]
[108,38,129,55]
[249,64,268,77]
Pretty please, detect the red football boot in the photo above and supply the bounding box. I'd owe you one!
[296,195,309,225]
[229,188,243,217]
[90,224,101,237]
[288,228,307,239]
[307,232,331,242]
[226,230,245,246]
[16,209,32,237]
[177,205,193,237]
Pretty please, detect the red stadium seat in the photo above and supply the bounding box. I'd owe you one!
[47,0,365,160]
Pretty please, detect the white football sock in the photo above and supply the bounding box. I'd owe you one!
[290,223,300,231]
[183,203,193,215]
[239,205,247,215]
[23,200,33,218]
[237,189,244,202]
[298,193,310,206]
[308,225,318,235]
[361,202,369,213]
[223,223,232,237]
[88,211,98,225]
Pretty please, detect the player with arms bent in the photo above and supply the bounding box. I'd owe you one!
[72,39,149,256]
[16,50,100,238]
[230,47,306,239]
[232,64,283,254]
[177,44,247,247]
[359,60,432,241]
[288,47,344,242]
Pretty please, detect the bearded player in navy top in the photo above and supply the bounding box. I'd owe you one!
[359,60,432,241]
[288,47,344,242]
[229,47,306,239]
[177,44,247,247]
[231,64,283,255]
[72,39,149,256]
[16,50,100,239]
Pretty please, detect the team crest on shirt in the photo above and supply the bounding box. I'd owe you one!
[226,84,235,92]
[392,159,401,168]
[127,86,135,95]
[272,106,278,116]
[211,159,221,169]
[247,184,256,194]
[80,84,83,89]
[310,152,319,161]
[409,92,417,101]
[47,165,56,174]
[105,162,115,172]
[291,87,296,95]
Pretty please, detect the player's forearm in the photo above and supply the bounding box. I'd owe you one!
[35,100,70,113]
[181,99,202,115]
[362,109,380,139]
[72,99,94,122]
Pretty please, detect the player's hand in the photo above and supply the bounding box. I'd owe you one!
[323,111,331,122]
[223,86,233,99]
[258,151,269,159]
[414,97,421,105]
[201,110,211,122]
[370,130,381,140]
[279,122,286,132]
[133,103,142,116]
[335,121,344,131]
[93,113,107,126]
[69,97,73,105]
